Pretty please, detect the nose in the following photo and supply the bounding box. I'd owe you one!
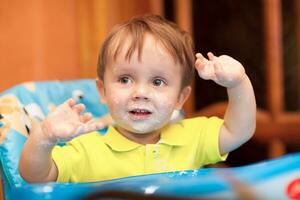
[132,84,150,101]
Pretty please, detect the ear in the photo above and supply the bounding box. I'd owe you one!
[96,79,107,104]
[175,86,191,110]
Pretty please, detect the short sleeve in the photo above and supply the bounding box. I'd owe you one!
[182,116,228,166]
[202,117,228,164]
[52,139,86,182]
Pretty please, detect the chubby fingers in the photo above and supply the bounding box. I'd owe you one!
[65,98,93,124]
[67,98,95,125]
[73,120,105,137]
[207,52,222,72]
[195,53,208,70]
[195,52,216,80]
[79,112,93,123]
[66,98,76,107]
[65,98,86,114]
[207,52,215,60]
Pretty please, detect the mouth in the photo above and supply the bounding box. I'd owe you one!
[128,108,152,120]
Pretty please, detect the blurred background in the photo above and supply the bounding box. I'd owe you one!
[1,0,300,166]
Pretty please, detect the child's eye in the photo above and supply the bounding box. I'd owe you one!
[152,78,166,87]
[118,76,132,84]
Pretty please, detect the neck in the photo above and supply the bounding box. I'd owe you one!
[116,126,161,144]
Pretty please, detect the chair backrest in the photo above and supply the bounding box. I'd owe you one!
[1,79,108,119]
[0,79,109,194]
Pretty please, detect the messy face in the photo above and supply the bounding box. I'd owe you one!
[98,35,189,138]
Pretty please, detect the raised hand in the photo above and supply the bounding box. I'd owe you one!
[195,52,246,88]
[40,98,104,144]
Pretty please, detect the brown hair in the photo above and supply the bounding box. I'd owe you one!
[97,15,195,88]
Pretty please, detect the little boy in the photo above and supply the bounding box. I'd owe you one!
[19,15,256,183]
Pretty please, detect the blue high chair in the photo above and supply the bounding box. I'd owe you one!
[0,79,299,200]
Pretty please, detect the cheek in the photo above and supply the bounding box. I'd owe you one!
[110,95,122,105]
[107,95,123,111]
[105,86,127,105]
[152,92,178,111]
[103,88,121,109]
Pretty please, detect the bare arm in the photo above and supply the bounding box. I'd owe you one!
[220,75,256,154]
[19,125,58,182]
[195,52,256,155]
[19,99,103,183]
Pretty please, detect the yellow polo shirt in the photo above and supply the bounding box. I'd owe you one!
[52,116,227,183]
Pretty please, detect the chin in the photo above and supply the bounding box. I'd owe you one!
[120,123,162,135]
[116,117,169,135]
[128,126,159,135]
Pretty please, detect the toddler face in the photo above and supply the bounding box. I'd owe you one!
[99,35,189,136]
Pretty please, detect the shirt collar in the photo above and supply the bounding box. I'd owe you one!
[102,126,142,152]
[159,122,188,146]
[102,122,188,152]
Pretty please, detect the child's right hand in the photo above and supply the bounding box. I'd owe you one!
[40,98,104,144]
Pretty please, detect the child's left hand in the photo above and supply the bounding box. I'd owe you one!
[195,52,246,88]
